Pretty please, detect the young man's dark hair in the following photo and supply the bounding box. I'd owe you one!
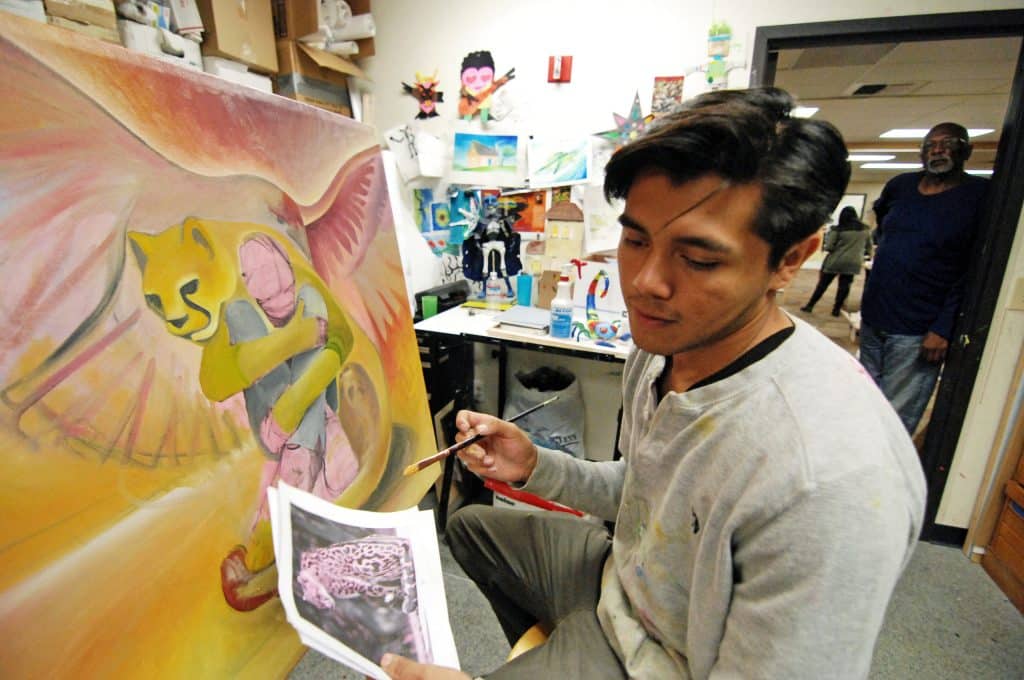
[604,88,851,266]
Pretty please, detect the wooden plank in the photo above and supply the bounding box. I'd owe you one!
[1006,479,1024,506]
[996,524,1024,576]
[998,498,1024,544]
[981,552,1024,615]
[966,347,1024,554]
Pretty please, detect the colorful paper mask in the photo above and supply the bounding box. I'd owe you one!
[459,50,515,124]
[402,70,444,119]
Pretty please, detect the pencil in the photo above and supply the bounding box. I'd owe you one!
[402,395,560,476]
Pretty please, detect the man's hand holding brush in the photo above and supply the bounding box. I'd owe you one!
[452,409,539,483]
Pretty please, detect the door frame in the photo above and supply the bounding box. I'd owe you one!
[751,10,1024,544]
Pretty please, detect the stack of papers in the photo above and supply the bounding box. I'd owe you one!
[268,484,459,679]
[493,305,550,332]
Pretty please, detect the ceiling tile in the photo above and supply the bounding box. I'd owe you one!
[792,43,897,69]
[877,37,1020,65]
[913,79,1011,96]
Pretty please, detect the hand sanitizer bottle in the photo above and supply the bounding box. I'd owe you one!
[549,265,574,338]
[485,271,504,308]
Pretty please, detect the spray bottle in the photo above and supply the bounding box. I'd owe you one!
[549,264,574,338]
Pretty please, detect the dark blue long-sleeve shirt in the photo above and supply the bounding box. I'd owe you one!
[861,171,989,340]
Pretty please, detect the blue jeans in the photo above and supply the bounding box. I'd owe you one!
[858,322,941,435]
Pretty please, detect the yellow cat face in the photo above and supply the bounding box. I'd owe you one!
[128,219,237,344]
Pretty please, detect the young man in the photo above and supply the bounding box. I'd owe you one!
[859,123,990,435]
[382,89,926,680]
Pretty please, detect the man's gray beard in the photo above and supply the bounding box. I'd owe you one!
[926,158,955,175]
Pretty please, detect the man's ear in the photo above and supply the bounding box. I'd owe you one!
[961,142,974,163]
[769,231,821,291]
[127,231,152,272]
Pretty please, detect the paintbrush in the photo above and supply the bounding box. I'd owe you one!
[402,395,560,476]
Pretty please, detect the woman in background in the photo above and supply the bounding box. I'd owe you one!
[801,206,873,316]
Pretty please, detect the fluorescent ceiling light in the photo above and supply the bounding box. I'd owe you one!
[879,129,931,138]
[859,163,922,169]
[848,147,919,153]
[847,154,895,162]
[879,128,995,139]
[792,106,819,118]
[966,169,994,176]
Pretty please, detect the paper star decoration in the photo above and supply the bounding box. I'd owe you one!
[596,92,656,148]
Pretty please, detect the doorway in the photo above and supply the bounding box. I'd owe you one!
[751,10,1024,544]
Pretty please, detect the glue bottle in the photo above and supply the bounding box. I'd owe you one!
[549,264,574,338]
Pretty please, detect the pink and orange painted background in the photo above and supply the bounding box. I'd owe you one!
[0,14,435,677]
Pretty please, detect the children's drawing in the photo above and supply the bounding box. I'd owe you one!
[402,70,444,119]
[528,137,591,186]
[582,184,623,255]
[431,202,451,229]
[499,190,546,232]
[0,15,436,678]
[595,92,656,149]
[450,132,522,186]
[386,124,422,182]
[413,188,434,231]
[458,50,515,123]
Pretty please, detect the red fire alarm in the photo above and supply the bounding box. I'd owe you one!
[547,56,573,83]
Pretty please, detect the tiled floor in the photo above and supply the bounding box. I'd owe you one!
[290,268,1023,679]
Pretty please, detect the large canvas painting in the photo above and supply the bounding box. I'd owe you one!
[0,15,437,677]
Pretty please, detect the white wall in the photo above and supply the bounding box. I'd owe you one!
[363,0,1023,139]
[365,0,1024,528]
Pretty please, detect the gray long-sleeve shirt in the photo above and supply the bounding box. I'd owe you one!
[523,316,925,679]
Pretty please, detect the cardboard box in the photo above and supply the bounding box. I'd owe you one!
[196,0,277,73]
[536,270,561,310]
[48,14,119,42]
[271,0,374,57]
[276,38,363,80]
[43,0,115,29]
[275,71,351,116]
[273,39,364,116]
[167,0,203,34]
[118,19,202,70]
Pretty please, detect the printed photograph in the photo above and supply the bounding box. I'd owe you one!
[289,505,430,666]
[652,75,685,114]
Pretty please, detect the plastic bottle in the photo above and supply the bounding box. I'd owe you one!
[516,272,533,306]
[549,265,574,338]
[485,271,504,308]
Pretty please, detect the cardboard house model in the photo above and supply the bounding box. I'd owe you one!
[543,199,584,267]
